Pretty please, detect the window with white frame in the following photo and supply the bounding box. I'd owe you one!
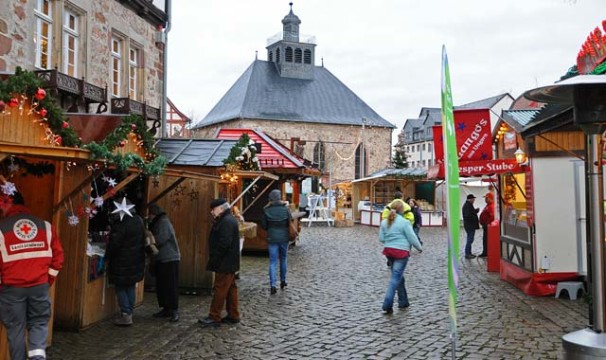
[129,47,139,100]
[111,37,122,97]
[34,0,53,69]
[62,10,79,77]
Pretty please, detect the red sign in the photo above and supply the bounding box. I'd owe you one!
[428,159,524,179]
[432,109,493,163]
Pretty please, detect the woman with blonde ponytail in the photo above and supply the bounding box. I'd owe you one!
[379,200,423,314]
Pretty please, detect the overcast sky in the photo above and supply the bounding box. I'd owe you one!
[167,0,604,136]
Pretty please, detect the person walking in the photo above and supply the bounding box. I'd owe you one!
[407,197,423,245]
[261,189,292,295]
[478,193,495,258]
[462,194,480,259]
[148,203,181,322]
[381,192,414,225]
[106,197,146,326]
[379,200,422,314]
[199,199,241,328]
[0,191,64,360]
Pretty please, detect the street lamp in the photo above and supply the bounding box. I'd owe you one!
[523,75,606,358]
[514,148,528,166]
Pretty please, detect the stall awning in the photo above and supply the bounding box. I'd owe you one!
[427,159,524,179]
[351,168,428,183]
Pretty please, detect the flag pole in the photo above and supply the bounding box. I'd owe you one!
[441,45,461,360]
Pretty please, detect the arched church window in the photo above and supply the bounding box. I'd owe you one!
[294,48,303,63]
[313,141,326,171]
[285,47,293,62]
[355,143,367,179]
[304,49,312,64]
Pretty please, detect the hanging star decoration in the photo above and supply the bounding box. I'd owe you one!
[92,196,104,208]
[8,160,19,173]
[106,177,117,187]
[1,181,17,196]
[189,189,199,201]
[111,197,135,221]
[152,176,160,188]
[67,214,80,227]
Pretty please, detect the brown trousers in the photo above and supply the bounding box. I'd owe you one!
[209,272,240,322]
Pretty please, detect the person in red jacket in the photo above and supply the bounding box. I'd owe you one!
[479,192,496,258]
[0,191,64,360]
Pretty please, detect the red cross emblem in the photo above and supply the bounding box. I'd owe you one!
[19,223,32,235]
[13,219,38,241]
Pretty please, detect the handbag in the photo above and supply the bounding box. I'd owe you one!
[288,219,298,241]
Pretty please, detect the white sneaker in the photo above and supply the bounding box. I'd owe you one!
[113,313,133,326]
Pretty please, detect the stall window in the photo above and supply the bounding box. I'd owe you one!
[501,172,530,243]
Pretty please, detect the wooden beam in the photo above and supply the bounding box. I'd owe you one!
[230,170,279,181]
[146,177,186,205]
[53,171,100,213]
[102,172,140,201]
[0,142,91,161]
[242,179,275,215]
[162,168,222,182]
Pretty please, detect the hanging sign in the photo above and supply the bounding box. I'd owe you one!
[432,108,493,163]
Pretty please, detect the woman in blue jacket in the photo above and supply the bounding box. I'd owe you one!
[379,200,423,313]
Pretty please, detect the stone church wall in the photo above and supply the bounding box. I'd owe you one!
[193,119,393,183]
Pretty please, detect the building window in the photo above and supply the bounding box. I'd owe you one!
[111,36,122,97]
[429,144,433,153]
[276,48,280,63]
[294,48,302,63]
[304,49,311,64]
[355,143,367,179]
[34,0,53,70]
[62,9,78,77]
[285,46,293,62]
[129,47,139,100]
[422,143,426,151]
[268,51,273,62]
[313,142,325,171]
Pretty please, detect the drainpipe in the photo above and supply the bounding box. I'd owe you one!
[161,0,172,138]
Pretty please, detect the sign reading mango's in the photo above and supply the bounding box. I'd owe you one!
[432,109,493,162]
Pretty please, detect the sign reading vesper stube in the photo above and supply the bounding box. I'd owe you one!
[432,108,492,163]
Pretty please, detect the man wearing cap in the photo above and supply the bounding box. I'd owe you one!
[199,198,241,328]
[462,194,480,259]
[0,192,64,360]
[479,193,496,258]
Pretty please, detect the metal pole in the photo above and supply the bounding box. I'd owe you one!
[161,0,172,138]
[586,133,606,331]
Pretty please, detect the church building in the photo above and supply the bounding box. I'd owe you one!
[191,4,395,185]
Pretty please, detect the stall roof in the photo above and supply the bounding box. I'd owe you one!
[351,168,427,183]
[154,138,237,166]
[216,128,320,175]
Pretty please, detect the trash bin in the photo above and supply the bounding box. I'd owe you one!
[487,221,500,272]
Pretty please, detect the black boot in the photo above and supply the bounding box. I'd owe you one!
[169,310,180,322]
[270,287,277,295]
[280,281,287,290]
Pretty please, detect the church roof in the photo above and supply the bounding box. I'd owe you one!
[192,60,395,129]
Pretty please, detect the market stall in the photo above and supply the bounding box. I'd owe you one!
[351,168,431,226]
[215,129,320,251]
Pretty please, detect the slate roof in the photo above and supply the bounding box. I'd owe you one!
[456,93,510,110]
[192,60,395,129]
[154,138,237,166]
[501,110,538,133]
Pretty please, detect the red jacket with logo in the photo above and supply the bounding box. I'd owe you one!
[0,205,64,287]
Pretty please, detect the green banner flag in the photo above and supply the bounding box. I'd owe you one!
[441,45,460,358]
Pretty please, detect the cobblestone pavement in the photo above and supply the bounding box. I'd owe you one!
[48,226,588,359]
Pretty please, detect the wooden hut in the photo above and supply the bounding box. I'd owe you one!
[215,128,320,251]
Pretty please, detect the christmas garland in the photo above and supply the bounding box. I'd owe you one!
[223,133,261,171]
[0,67,166,176]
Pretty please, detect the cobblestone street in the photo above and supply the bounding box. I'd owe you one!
[48,225,587,359]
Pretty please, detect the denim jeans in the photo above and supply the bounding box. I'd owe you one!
[268,241,288,287]
[465,228,476,256]
[413,226,422,244]
[115,285,136,315]
[382,257,409,310]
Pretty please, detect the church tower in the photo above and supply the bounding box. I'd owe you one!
[266,3,316,80]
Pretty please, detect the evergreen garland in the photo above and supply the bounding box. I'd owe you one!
[0,67,166,176]
[223,133,261,171]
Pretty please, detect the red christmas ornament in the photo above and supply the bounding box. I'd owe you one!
[8,98,19,107]
[62,121,70,128]
[39,108,48,117]
[131,123,137,131]
[119,140,126,147]
[35,88,46,101]
[54,135,63,145]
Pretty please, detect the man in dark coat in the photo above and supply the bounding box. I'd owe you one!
[462,194,480,259]
[105,197,146,326]
[198,198,240,328]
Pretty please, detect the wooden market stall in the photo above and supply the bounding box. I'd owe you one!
[215,128,320,251]
[350,168,436,226]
